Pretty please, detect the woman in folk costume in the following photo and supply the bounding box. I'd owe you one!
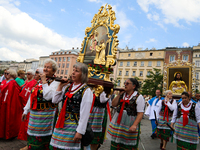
[156,90,177,150]
[88,91,111,150]
[171,92,200,150]
[18,69,40,150]
[49,62,93,150]
[107,78,145,150]
[0,69,22,139]
[21,59,59,150]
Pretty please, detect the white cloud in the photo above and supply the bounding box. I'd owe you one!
[61,8,65,12]
[145,38,157,43]
[48,0,52,2]
[0,47,23,61]
[182,42,190,47]
[14,1,20,6]
[137,0,200,27]
[0,5,82,61]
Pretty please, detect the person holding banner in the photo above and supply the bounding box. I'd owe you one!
[49,62,93,150]
[21,59,59,149]
[107,78,144,150]
[156,90,176,150]
[171,92,200,150]
[145,89,164,139]
[0,69,22,139]
[88,91,111,150]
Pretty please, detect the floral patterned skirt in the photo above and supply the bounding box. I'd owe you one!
[177,139,197,150]
[27,135,51,150]
[111,141,138,150]
[157,128,171,141]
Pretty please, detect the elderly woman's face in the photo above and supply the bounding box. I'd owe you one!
[124,79,135,93]
[72,67,82,83]
[43,63,55,76]
[166,91,172,99]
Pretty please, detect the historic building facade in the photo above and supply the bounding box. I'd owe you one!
[49,48,79,78]
[116,49,165,87]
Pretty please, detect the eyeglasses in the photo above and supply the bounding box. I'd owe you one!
[5,73,9,75]
[27,73,31,75]
[124,82,131,86]
[35,71,39,74]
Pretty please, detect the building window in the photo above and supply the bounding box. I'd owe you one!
[58,63,61,68]
[196,86,199,90]
[125,71,129,76]
[62,63,65,68]
[128,54,131,57]
[183,55,188,61]
[148,61,152,66]
[120,62,123,67]
[119,71,122,76]
[65,70,68,75]
[132,71,136,76]
[127,62,130,66]
[196,54,197,57]
[51,58,54,60]
[170,55,175,62]
[66,63,69,68]
[133,62,137,67]
[59,57,62,62]
[196,73,199,80]
[147,71,150,76]
[67,57,70,61]
[57,70,60,74]
[55,58,57,62]
[141,61,144,66]
[157,61,161,66]
[150,52,153,56]
[199,54,200,57]
[117,80,120,86]
[63,57,66,61]
[61,70,64,74]
[139,71,143,76]
[195,61,200,67]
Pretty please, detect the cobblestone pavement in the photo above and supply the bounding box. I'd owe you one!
[0,116,199,150]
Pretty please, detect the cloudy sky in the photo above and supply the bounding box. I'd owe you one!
[0,0,200,61]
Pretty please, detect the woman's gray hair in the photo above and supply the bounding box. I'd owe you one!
[7,69,17,78]
[27,69,35,75]
[165,90,172,95]
[73,62,88,83]
[44,58,58,72]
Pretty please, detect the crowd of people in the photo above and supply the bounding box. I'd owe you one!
[0,60,200,150]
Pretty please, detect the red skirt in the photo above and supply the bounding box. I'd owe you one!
[18,113,30,141]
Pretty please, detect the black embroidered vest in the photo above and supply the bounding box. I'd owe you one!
[117,93,139,116]
[177,102,196,121]
[31,80,57,111]
[94,96,108,108]
[62,85,88,119]
[159,100,174,117]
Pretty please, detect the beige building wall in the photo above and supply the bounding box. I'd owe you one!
[193,44,200,91]
[49,49,78,78]
[116,49,165,87]
[38,56,49,68]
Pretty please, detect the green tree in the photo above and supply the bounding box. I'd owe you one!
[141,68,163,97]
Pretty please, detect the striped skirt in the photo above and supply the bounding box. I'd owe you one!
[157,115,172,130]
[88,107,105,132]
[174,117,199,144]
[50,113,81,150]
[107,111,139,147]
[27,108,56,136]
